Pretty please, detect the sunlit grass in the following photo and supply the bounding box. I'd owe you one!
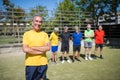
[0,46,120,80]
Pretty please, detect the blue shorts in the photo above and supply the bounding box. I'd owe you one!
[25,65,48,80]
[51,46,58,53]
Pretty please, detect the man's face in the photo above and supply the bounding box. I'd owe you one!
[76,29,79,33]
[32,16,42,31]
[64,27,68,32]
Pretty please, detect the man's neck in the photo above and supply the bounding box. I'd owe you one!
[33,29,40,32]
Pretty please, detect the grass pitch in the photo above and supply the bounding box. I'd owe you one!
[0,46,120,80]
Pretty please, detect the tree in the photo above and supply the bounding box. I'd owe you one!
[76,0,120,26]
[109,0,120,24]
[2,0,25,37]
[0,8,6,21]
[2,0,25,23]
[13,7,25,23]
[55,0,78,28]
[26,5,48,31]
[28,6,48,21]
[76,0,102,27]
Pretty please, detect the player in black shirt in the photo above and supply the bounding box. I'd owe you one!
[60,26,71,63]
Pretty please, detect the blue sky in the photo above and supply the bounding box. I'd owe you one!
[0,0,63,10]
[0,0,120,11]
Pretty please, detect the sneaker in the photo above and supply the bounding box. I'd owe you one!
[54,61,57,64]
[88,57,93,60]
[93,55,97,59]
[61,60,65,64]
[52,62,57,64]
[72,59,75,63]
[52,61,57,64]
[85,57,88,60]
[100,55,104,59]
[67,60,71,63]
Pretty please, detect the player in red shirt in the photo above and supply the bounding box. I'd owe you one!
[94,25,105,59]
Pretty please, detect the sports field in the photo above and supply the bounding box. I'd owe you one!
[0,44,120,80]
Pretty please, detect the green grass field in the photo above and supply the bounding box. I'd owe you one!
[0,46,120,80]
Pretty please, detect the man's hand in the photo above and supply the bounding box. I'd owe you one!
[22,44,43,54]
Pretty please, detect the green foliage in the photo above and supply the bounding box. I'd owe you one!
[55,0,79,27]
[26,5,48,29]
[57,0,75,11]
[75,0,120,25]
[13,7,25,23]
[109,0,120,23]
[75,0,120,23]
[109,0,120,13]
[28,6,48,20]
[2,0,25,23]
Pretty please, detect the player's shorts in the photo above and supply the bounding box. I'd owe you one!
[25,65,48,80]
[73,45,81,52]
[95,44,103,48]
[61,43,69,53]
[51,46,58,53]
[84,41,92,48]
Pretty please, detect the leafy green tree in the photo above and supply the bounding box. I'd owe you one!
[26,5,48,31]
[28,6,48,21]
[2,0,14,22]
[76,0,100,26]
[13,7,25,23]
[2,0,25,23]
[55,0,78,28]
[109,0,120,23]
[2,0,25,37]
[76,0,120,25]
[0,9,6,21]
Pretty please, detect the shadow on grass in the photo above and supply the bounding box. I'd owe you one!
[58,54,86,61]
[46,78,50,80]
[48,53,102,63]
[80,54,85,59]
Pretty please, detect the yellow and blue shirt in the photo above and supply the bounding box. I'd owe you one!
[22,30,49,66]
[50,32,59,46]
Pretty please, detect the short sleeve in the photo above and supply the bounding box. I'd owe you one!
[60,33,63,38]
[45,33,50,43]
[94,30,97,37]
[84,30,87,37]
[81,32,83,37]
[72,33,74,38]
[92,30,94,36]
[49,33,53,40]
[103,30,105,36]
[69,32,71,38]
[22,32,29,45]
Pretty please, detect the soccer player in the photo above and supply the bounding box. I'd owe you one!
[22,15,50,80]
[84,24,94,60]
[71,26,83,62]
[50,27,59,64]
[94,25,105,59]
[60,26,71,63]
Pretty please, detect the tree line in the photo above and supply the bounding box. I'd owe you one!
[0,0,120,27]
